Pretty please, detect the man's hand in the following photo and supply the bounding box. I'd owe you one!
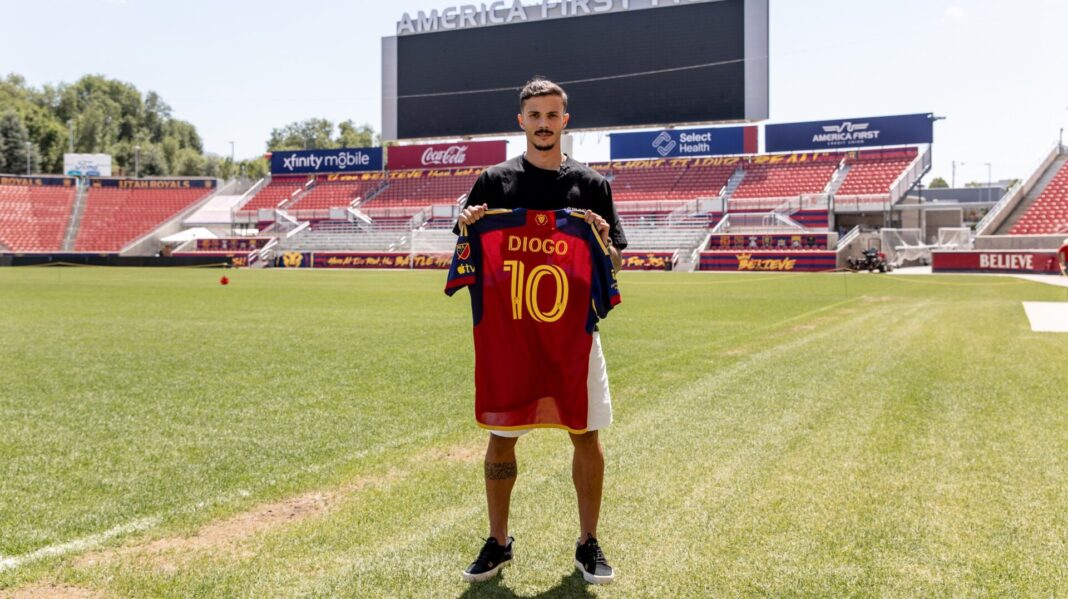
[459,203,488,226]
[584,210,621,273]
[583,210,611,245]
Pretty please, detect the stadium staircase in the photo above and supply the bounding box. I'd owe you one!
[824,161,851,196]
[719,167,746,200]
[61,182,89,251]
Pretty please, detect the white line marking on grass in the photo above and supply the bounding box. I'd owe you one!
[0,517,160,574]
[0,428,442,575]
[1023,302,1068,332]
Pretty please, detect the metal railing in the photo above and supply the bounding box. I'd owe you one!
[975,143,1062,235]
[887,145,931,204]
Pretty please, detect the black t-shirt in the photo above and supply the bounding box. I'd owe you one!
[456,154,628,249]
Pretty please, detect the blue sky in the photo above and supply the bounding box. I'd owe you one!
[2,0,1065,186]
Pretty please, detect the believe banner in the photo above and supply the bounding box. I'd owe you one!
[932,251,1059,274]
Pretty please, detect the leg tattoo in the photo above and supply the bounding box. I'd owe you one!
[485,461,517,480]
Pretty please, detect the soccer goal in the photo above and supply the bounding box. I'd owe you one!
[879,228,931,267]
[936,227,973,250]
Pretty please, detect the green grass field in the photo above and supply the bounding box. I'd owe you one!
[1,267,1067,597]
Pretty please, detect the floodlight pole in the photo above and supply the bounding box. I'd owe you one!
[985,162,992,203]
[135,145,141,178]
[68,119,74,153]
[25,141,32,175]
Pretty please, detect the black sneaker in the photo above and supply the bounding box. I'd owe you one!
[574,535,614,584]
[462,536,513,582]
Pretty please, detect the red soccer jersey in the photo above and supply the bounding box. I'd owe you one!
[445,208,621,433]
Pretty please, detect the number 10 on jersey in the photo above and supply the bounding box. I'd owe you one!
[503,260,569,323]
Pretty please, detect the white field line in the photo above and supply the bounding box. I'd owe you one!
[0,517,160,574]
[0,427,441,574]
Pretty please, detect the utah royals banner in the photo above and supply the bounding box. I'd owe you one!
[270,147,383,174]
[610,126,758,160]
[387,140,506,170]
[765,113,934,152]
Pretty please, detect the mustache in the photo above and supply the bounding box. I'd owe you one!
[535,129,553,135]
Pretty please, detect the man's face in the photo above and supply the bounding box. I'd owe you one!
[518,94,569,152]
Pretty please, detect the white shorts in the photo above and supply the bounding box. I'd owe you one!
[490,332,613,437]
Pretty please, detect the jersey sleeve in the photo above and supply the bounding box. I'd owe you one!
[444,225,478,296]
[588,221,622,321]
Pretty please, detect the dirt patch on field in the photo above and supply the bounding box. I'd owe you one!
[423,443,483,463]
[75,471,402,573]
[0,584,101,599]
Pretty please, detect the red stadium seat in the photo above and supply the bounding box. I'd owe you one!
[0,183,77,251]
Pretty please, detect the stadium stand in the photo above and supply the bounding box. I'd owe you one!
[367,167,480,211]
[836,149,918,196]
[731,160,839,200]
[287,176,382,211]
[1009,158,1068,235]
[0,179,77,252]
[238,176,309,212]
[73,184,214,252]
[590,159,737,204]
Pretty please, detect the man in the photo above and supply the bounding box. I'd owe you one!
[457,77,626,585]
[1059,237,1068,276]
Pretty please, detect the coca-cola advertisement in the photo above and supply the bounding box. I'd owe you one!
[387,140,506,170]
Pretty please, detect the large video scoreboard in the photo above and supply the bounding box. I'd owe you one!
[382,0,768,140]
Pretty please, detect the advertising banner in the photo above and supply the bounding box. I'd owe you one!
[275,251,313,268]
[621,252,677,271]
[765,113,934,152]
[174,251,252,267]
[698,251,837,272]
[0,175,75,187]
[90,178,215,189]
[195,238,271,251]
[313,252,450,269]
[270,147,383,175]
[272,251,450,269]
[932,251,1059,274]
[610,126,758,160]
[64,153,112,176]
[387,140,505,170]
[707,234,830,250]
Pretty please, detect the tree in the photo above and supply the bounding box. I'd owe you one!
[138,143,169,177]
[239,157,269,181]
[268,118,335,151]
[0,110,38,174]
[267,118,379,151]
[928,176,949,188]
[0,73,211,175]
[337,120,377,148]
[174,148,205,176]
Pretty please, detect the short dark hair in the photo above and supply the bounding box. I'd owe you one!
[519,77,568,111]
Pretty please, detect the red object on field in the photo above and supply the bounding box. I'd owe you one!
[220,276,230,285]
